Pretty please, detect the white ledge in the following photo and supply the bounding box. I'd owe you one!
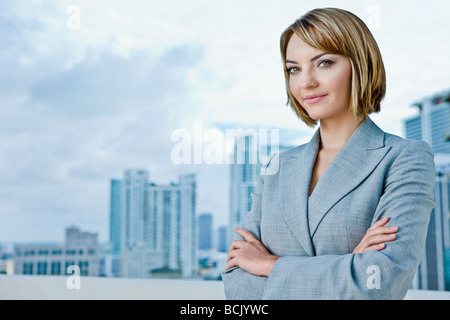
[0,275,225,300]
[1,275,449,300]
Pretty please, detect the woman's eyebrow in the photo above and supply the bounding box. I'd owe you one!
[310,52,328,62]
[285,53,329,65]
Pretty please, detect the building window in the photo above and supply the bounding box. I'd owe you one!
[66,249,76,255]
[51,261,61,275]
[65,261,75,273]
[37,261,47,275]
[23,262,33,274]
[79,261,89,276]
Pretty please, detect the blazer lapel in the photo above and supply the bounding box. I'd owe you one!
[279,129,320,257]
[307,117,391,237]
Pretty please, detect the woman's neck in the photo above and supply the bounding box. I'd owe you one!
[318,115,364,151]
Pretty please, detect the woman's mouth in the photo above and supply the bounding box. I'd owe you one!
[304,94,328,104]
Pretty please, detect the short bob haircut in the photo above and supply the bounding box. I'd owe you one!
[280,8,386,127]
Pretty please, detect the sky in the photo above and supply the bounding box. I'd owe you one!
[0,0,449,243]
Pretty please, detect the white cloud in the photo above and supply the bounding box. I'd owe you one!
[0,0,449,241]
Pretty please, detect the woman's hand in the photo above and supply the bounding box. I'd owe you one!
[225,228,279,277]
[352,217,398,254]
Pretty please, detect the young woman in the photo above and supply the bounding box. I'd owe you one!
[222,8,435,299]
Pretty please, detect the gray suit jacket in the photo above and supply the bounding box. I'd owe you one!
[222,117,435,299]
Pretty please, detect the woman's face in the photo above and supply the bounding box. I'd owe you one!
[285,33,353,123]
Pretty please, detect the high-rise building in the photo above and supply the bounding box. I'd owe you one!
[217,226,228,253]
[146,183,177,269]
[229,135,260,246]
[405,89,450,154]
[178,174,197,278]
[198,213,213,251]
[109,179,122,255]
[106,179,123,277]
[147,174,198,278]
[121,169,149,252]
[228,134,291,247]
[110,170,198,279]
[412,155,450,291]
[405,89,450,291]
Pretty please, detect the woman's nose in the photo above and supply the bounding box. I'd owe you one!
[298,71,318,89]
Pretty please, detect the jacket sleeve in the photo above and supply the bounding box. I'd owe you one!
[262,140,435,299]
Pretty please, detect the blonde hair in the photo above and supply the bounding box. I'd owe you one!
[280,8,386,127]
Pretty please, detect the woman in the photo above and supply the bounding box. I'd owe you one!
[222,8,435,299]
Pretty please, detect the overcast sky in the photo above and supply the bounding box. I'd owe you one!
[0,0,449,243]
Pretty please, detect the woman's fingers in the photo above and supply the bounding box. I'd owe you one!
[234,228,258,242]
[367,225,398,237]
[364,233,396,247]
[368,216,390,230]
[353,217,398,254]
[226,228,259,264]
[361,226,398,246]
[229,239,246,251]
[226,240,245,262]
[225,257,237,270]
[225,228,258,267]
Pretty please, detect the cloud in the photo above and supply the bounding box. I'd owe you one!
[0,34,209,241]
[30,44,203,116]
[1,44,207,173]
[1,0,450,243]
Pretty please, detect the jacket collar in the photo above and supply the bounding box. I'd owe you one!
[279,117,390,256]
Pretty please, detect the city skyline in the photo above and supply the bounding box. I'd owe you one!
[1,0,450,243]
[403,89,450,291]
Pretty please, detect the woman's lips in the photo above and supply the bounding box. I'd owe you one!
[304,94,327,104]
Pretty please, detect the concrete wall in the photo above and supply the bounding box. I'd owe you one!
[1,275,449,300]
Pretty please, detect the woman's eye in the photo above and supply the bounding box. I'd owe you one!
[287,67,299,74]
[318,60,333,67]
